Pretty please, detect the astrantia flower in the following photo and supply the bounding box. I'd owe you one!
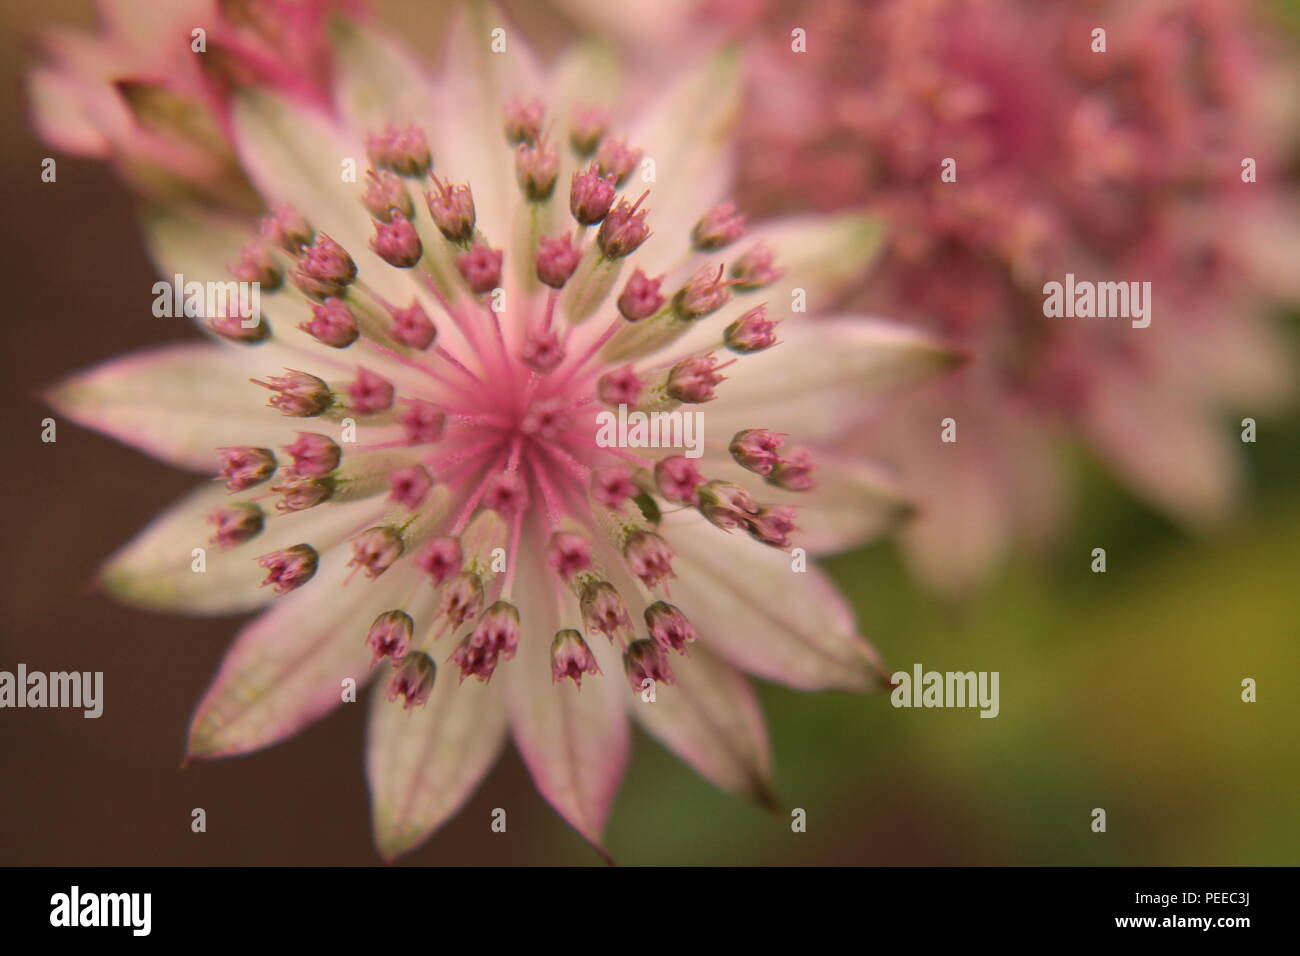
[729,0,1300,593]
[40,6,955,859]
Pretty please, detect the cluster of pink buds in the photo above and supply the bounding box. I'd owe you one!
[194,88,806,715]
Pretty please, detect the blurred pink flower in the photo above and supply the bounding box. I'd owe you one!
[36,5,956,858]
[27,0,351,210]
[725,0,1300,592]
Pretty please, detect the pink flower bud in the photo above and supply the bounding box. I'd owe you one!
[228,240,282,289]
[535,232,581,289]
[293,234,357,299]
[551,629,600,687]
[569,105,609,156]
[516,140,559,200]
[387,651,436,708]
[440,571,484,627]
[729,428,785,477]
[520,328,566,373]
[451,601,521,683]
[597,364,643,406]
[654,455,706,504]
[388,464,433,509]
[455,242,503,294]
[207,503,264,548]
[361,168,413,221]
[579,580,633,642]
[253,370,333,417]
[724,305,780,353]
[448,637,498,683]
[730,242,784,290]
[672,263,733,320]
[644,600,697,653]
[283,432,341,477]
[482,471,528,515]
[271,475,334,513]
[503,97,545,145]
[570,163,616,225]
[218,446,276,491]
[418,536,463,586]
[520,396,570,438]
[747,505,797,549]
[349,526,404,579]
[592,466,638,508]
[257,544,319,594]
[389,300,437,350]
[623,530,675,588]
[666,353,726,403]
[692,201,746,250]
[398,399,446,444]
[346,367,395,415]
[595,136,642,187]
[697,480,761,531]
[370,211,423,268]
[258,202,313,252]
[546,531,594,583]
[597,192,651,259]
[367,609,414,663]
[425,176,476,243]
[769,448,815,492]
[209,313,270,344]
[365,123,431,176]
[475,601,521,659]
[617,269,665,321]
[624,638,674,691]
[299,297,359,348]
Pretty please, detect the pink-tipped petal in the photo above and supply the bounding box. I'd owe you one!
[505,550,628,857]
[701,317,962,442]
[186,544,408,759]
[658,512,888,692]
[45,344,297,471]
[366,668,508,861]
[98,483,378,615]
[631,643,773,804]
